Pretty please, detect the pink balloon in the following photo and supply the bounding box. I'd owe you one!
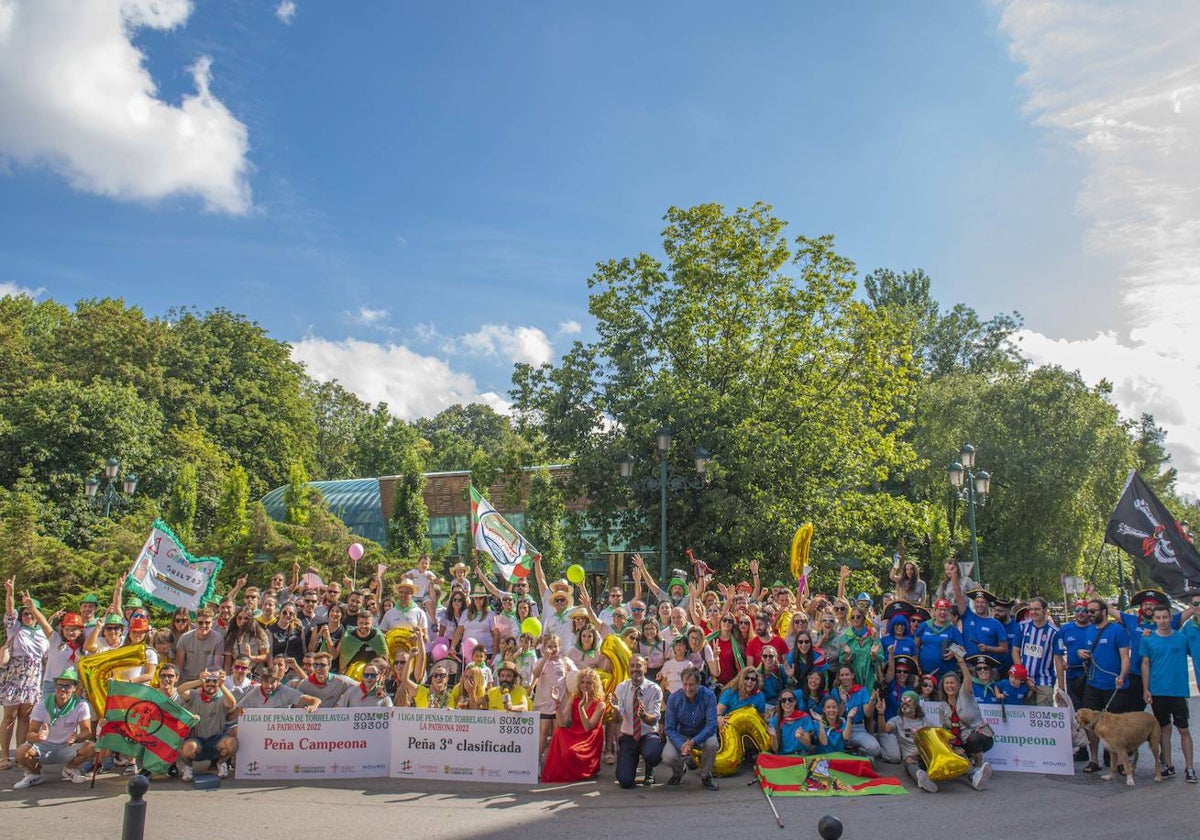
[431,642,449,661]
[347,542,364,561]
[461,637,479,662]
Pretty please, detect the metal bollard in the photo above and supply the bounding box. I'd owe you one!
[122,775,150,840]
[817,814,843,840]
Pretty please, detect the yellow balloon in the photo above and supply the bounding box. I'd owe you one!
[386,627,417,661]
[915,726,971,782]
[345,661,366,681]
[774,610,793,638]
[693,705,771,777]
[599,634,631,693]
[790,523,813,580]
[78,644,147,713]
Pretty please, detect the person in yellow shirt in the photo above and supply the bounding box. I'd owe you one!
[486,661,529,711]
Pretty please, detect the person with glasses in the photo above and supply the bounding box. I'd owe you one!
[914,598,965,679]
[269,603,307,665]
[84,612,127,655]
[167,608,193,644]
[222,654,257,703]
[175,609,224,684]
[1055,597,1096,759]
[758,647,786,711]
[297,591,320,630]
[877,654,920,763]
[815,611,846,666]
[486,661,529,711]
[1077,596,1132,773]
[339,659,393,708]
[710,614,746,688]
[389,652,426,707]
[493,592,520,643]
[423,666,453,709]
[1109,588,1197,714]
[935,649,994,790]
[176,669,238,781]
[234,664,319,713]
[301,652,356,707]
[785,631,827,691]
[768,690,816,756]
[716,666,767,729]
[223,606,270,675]
[747,612,788,668]
[12,667,95,788]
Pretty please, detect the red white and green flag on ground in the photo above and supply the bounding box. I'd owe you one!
[97,681,199,773]
[755,752,907,797]
[470,485,539,583]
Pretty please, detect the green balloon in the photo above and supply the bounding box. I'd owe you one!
[520,617,542,638]
[566,564,585,584]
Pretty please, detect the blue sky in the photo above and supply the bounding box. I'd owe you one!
[2,1,1198,491]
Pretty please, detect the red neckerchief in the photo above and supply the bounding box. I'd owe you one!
[359,682,372,697]
[63,637,82,662]
[782,708,806,723]
[217,618,228,630]
[307,673,327,688]
[199,688,217,704]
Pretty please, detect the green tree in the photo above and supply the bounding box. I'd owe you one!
[512,203,922,589]
[524,466,566,581]
[212,465,251,562]
[1132,413,1177,498]
[284,462,312,527]
[165,463,198,544]
[388,448,429,560]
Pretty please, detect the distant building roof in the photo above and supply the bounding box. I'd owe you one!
[261,478,387,545]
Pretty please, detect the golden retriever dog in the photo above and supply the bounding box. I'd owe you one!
[1075,708,1163,787]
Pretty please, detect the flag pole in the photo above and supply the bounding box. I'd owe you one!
[1087,541,1107,582]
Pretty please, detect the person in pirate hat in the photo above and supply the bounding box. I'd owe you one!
[952,582,1008,665]
[965,654,1002,703]
[1109,588,1188,712]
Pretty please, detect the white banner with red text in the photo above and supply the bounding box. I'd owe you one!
[235,707,538,783]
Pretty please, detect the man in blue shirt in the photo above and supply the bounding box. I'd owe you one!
[1012,597,1058,706]
[663,666,720,790]
[1113,589,1183,713]
[1141,603,1196,782]
[953,583,1009,663]
[915,598,964,677]
[1079,597,1131,774]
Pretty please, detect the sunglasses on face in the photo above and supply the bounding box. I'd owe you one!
[233,665,249,671]
[55,683,75,690]
[432,672,448,679]
[363,672,379,679]
[835,606,847,612]
[779,697,797,704]
[797,639,812,645]
[744,677,759,683]
[721,618,734,624]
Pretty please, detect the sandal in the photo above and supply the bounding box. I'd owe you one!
[603,752,615,765]
[1081,761,1101,774]
[0,758,13,771]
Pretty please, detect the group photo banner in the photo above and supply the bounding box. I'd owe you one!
[235,707,538,783]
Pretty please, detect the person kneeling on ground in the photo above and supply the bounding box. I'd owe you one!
[176,669,237,781]
[13,668,94,789]
[877,690,938,793]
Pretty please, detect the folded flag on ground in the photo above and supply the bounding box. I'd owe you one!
[755,752,907,797]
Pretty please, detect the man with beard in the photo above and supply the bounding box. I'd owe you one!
[339,661,394,708]
[175,609,224,683]
[746,612,789,666]
[612,655,663,788]
[486,661,529,711]
[953,583,1009,665]
[339,611,388,676]
[1108,589,1194,712]
[1078,596,1131,774]
[177,669,237,781]
[301,652,356,707]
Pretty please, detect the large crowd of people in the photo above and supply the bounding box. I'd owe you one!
[4,552,1200,794]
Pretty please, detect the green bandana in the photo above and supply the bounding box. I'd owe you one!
[44,693,79,727]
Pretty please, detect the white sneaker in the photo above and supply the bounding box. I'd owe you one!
[970,762,992,790]
[215,761,229,779]
[62,766,90,784]
[123,763,138,775]
[181,765,194,782]
[916,768,938,793]
[14,773,43,790]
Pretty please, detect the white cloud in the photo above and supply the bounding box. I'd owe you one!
[998,1,1200,494]
[557,320,582,336]
[292,337,510,420]
[274,1,296,25]
[459,324,554,367]
[0,281,43,299]
[351,306,389,327]
[0,0,251,213]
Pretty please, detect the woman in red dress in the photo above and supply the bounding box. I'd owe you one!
[540,667,606,782]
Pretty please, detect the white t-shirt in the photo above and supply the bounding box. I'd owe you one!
[402,568,437,600]
[461,612,497,653]
[30,697,92,744]
[379,604,430,635]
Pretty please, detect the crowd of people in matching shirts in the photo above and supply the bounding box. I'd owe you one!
[4,551,1200,794]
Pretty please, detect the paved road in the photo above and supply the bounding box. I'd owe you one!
[2,752,1195,840]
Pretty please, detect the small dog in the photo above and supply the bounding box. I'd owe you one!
[1075,708,1163,787]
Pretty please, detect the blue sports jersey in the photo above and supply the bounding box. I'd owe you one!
[775,713,818,754]
[995,616,1019,671]
[1140,630,1190,698]
[1086,621,1131,690]
[1055,621,1097,675]
[1013,620,1059,686]
[963,608,1006,658]
[916,622,963,677]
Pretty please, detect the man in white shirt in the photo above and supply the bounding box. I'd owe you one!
[611,655,663,788]
[598,587,628,631]
[14,668,94,788]
[379,581,430,641]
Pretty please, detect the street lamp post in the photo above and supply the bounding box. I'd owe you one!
[618,427,711,582]
[947,443,991,585]
[84,457,139,518]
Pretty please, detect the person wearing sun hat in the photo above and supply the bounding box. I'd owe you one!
[1109,587,1199,712]
[78,593,101,629]
[533,553,577,649]
[13,667,95,788]
[378,579,430,640]
[485,661,529,711]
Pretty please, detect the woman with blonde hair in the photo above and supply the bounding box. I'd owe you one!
[716,665,767,726]
[540,668,606,782]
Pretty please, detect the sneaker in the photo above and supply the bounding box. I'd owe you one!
[916,769,938,794]
[124,764,139,776]
[1082,761,1102,774]
[1163,765,1176,778]
[113,755,129,766]
[62,766,90,784]
[1186,768,1197,784]
[641,771,655,786]
[701,775,719,791]
[216,761,229,779]
[970,762,992,790]
[13,773,43,790]
[666,771,684,786]
[181,765,194,782]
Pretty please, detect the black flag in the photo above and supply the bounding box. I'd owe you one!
[1104,470,1200,596]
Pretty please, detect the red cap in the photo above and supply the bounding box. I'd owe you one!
[933,598,952,610]
[736,581,753,593]
[129,618,150,632]
[60,612,84,628]
[1073,599,1089,609]
[1009,664,1028,681]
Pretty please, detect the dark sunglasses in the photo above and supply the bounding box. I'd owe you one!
[779,697,797,704]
